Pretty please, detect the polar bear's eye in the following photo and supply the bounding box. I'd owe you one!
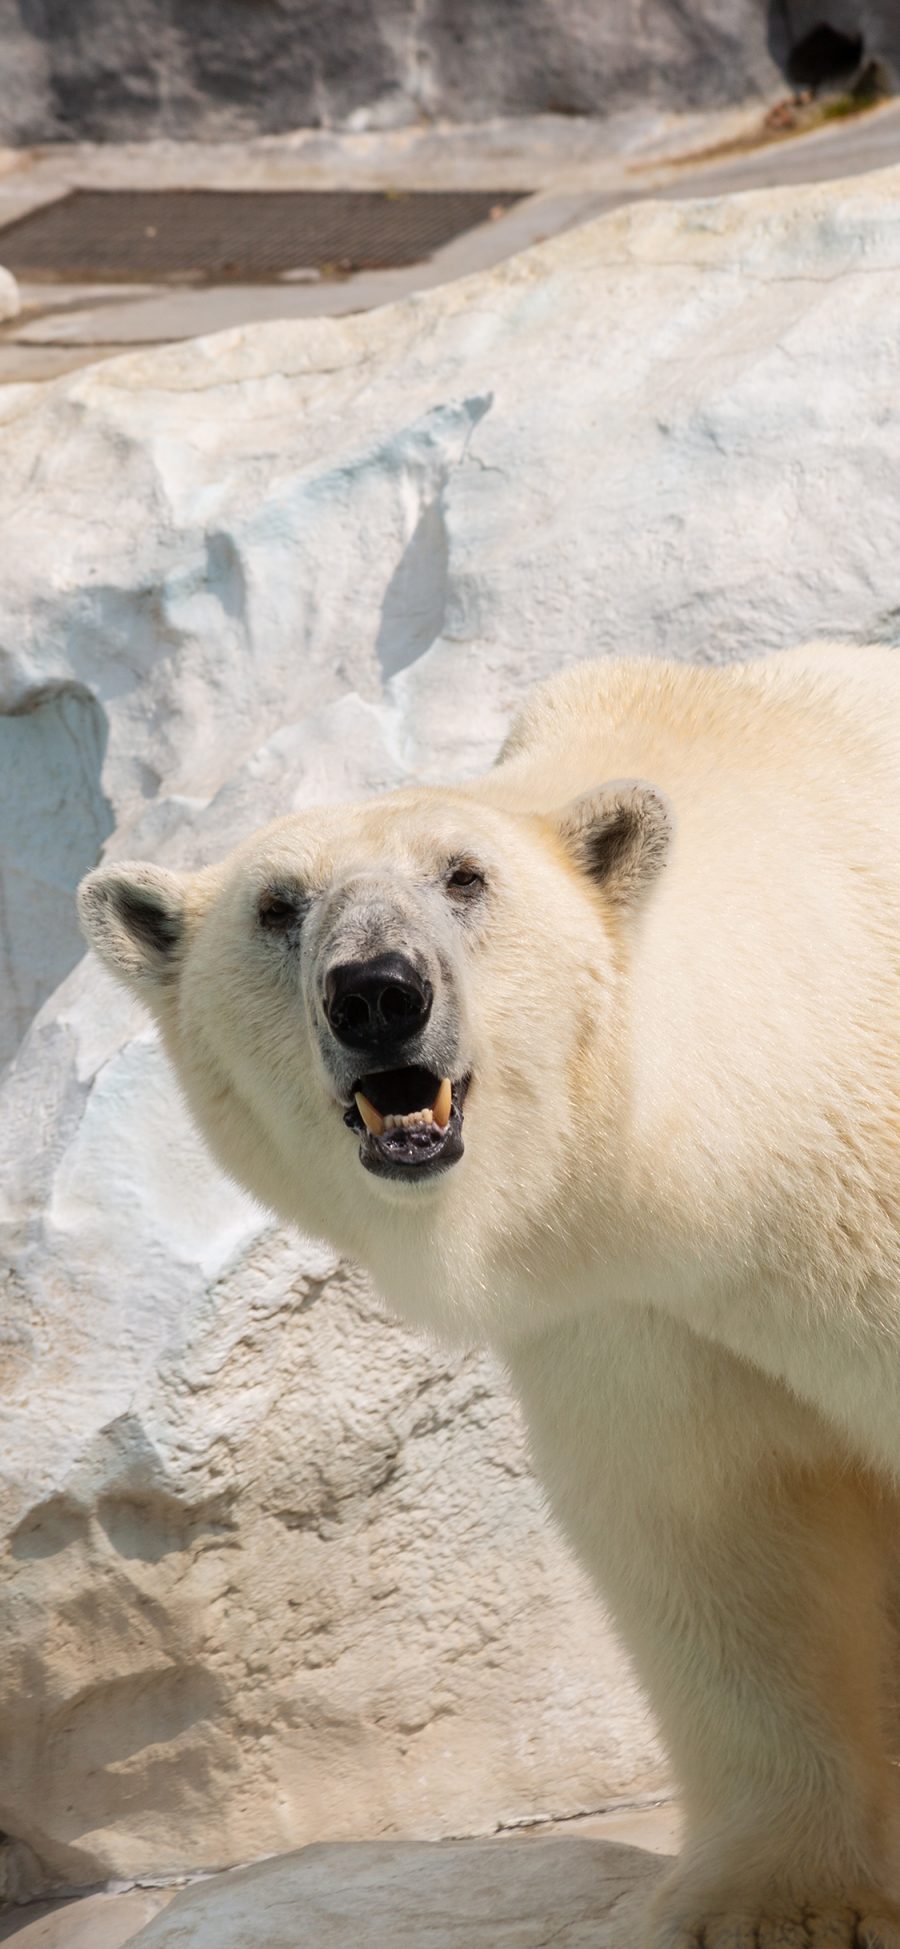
[446,862,485,897]
[258,890,304,932]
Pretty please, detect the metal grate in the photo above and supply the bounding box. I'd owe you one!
[0,188,528,284]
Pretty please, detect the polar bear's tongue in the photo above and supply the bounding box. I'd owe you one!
[355,1074,452,1138]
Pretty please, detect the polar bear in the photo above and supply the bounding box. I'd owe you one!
[78,641,900,1947]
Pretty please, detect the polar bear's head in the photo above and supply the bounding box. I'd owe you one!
[78,775,670,1335]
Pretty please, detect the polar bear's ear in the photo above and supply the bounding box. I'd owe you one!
[554,779,673,908]
[77,862,188,996]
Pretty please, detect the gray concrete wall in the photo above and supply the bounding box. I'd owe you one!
[1,0,889,146]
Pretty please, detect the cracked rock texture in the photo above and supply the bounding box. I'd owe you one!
[4,164,900,1895]
[128,1835,663,1949]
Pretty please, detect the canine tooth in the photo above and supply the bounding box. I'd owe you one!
[432,1077,452,1128]
[355,1092,385,1136]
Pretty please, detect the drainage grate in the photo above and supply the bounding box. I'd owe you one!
[0,188,528,284]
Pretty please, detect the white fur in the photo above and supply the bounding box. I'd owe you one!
[79,643,900,1944]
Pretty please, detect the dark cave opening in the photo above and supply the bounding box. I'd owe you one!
[785,21,864,89]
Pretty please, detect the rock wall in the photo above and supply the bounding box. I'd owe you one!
[5,164,900,1895]
[0,0,785,145]
[5,1,900,147]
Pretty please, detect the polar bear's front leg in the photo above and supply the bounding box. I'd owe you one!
[507,1310,900,1949]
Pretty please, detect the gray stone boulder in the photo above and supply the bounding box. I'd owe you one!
[128,1836,665,1949]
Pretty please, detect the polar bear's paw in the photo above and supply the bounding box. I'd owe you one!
[653,1906,900,1947]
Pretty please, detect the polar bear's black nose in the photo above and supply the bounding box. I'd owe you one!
[324,954,433,1049]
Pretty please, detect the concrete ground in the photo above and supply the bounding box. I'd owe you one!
[3,94,900,383]
[0,1801,679,1947]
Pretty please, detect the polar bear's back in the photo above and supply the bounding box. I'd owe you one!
[490,641,900,833]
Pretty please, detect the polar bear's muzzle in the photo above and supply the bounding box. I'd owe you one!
[319,944,470,1179]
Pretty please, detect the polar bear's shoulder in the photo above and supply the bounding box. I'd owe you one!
[487,642,900,818]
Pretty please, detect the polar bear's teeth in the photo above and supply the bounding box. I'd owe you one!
[354,1092,385,1136]
[383,1109,436,1130]
[432,1077,452,1128]
[355,1084,453,1137]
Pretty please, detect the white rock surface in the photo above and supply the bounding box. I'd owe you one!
[127,1836,664,1949]
[4,164,900,1894]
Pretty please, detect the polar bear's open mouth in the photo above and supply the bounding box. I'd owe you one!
[342,1067,469,1179]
